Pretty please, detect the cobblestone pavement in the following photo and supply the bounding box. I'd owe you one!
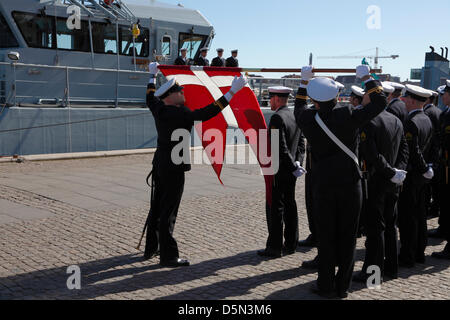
[0,153,449,300]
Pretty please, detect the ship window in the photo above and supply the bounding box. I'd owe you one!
[12,12,54,49]
[179,33,207,60]
[161,36,171,56]
[56,18,90,52]
[0,11,19,48]
[92,22,117,54]
[120,26,149,57]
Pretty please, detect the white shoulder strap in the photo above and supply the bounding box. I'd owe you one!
[314,113,360,166]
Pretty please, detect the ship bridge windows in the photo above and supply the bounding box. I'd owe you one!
[12,12,54,49]
[12,11,149,57]
[56,18,90,51]
[179,33,207,60]
[0,11,18,48]
[161,36,171,56]
[120,27,149,57]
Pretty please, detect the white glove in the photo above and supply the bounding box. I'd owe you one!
[225,75,248,102]
[301,66,315,82]
[390,169,407,185]
[356,65,370,79]
[148,62,160,76]
[293,161,307,178]
[423,167,434,180]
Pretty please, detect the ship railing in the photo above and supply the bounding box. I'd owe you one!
[0,61,149,108]
[0,61,320,108]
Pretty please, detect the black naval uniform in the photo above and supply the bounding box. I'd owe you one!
[386,98,408,125]
[398,109,433,266]
[194,56,210,67]
[174,56,188,65]
[211,56,226,67]
[265,106,305,254]
[294,79,387,295]
[304,141,317,244]
[438,106,450,249]
[423,103,443,217]
[145,82,229,263]
[225,56,239,67]
[359,110,409,278]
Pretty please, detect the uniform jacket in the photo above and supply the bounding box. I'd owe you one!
[386,98,408,125]
[424,104,443,166]
[194,56,209,66]
[404,110,433,183]
[269,106,305,177]
[146,83,227,172]
[294,79,387,186]
[174,56,187,65]
[225,57,239,67]
[211,57,225,67]
[360,110,409,191]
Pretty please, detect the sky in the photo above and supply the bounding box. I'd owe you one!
[126,0,449,81]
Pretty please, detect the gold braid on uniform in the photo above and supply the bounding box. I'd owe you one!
[146,88,156,94]
[296,95,308,100]
[366,86,383,95]
[214,96,229,110]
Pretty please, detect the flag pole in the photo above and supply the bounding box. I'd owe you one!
[157,65,382,74]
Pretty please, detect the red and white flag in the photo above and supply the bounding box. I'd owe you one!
[158,65,274,205]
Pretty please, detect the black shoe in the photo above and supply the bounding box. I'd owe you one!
[257,249,282,259]
[282,247,296,256]
[301,256,319,269]
[143,250,160,261]
[431,249,450,260]
[398,259,414,268]
[383,272,398,281]
[336,291,348,299]
[416,255,426,264]
[298,235,317,247]
[353,271,368,283]
[428,228,445,239]
[310,285,336,299]
[160,258,190,268]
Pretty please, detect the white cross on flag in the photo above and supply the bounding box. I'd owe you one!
[158,65,274,205]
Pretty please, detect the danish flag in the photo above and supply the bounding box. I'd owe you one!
[158,65,274,205]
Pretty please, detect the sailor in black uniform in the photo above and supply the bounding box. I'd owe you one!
[257,86,306,258]
[194,47,210,66]
[432,81,450,260]
[211,48,226,67]
[144,62,247,267]
[294,65,387,298]
[174,48,188,65]
[225,50,239,67]
[354,82,409,282]
[423,90,443,222]
[385,82,408,125]
[397,85,434,268]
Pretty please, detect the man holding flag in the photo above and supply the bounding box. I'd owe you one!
[143,62,247,268]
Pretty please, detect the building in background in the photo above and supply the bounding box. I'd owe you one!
[410,47,449,91]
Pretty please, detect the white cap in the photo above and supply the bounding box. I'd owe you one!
[351,85,364,97]
[381,82,395,94]
[200,47,208,52]
[437,85,446,95]
[403,84,432,101]
[155,78,183,98]
[307,78,339,102]
[216,48,224,52]
[335,81,345,91]
[268,86,292,97]
[385,81,405,91]
[429,90,438,97]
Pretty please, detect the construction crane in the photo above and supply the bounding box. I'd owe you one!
[317,47,399,69]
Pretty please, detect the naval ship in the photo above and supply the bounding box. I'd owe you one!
[0,0,225,156]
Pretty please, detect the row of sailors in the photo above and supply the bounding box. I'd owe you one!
[174,48,239,67]
[258,67,450,298]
